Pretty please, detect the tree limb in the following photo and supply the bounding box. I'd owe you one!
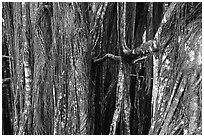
[132,40,159,56]
[94,3,177,66]
[121,3,177,65]
[93,53,121,65]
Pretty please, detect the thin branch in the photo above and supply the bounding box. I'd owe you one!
[2,55,13,59]
[132,56,148,64]
[130,74,137,77]
[2,77,12,83]
[93,53,121,64]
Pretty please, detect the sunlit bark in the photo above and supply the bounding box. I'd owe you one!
[149,3,177,134]
[109,63,124,135]
[18,2,33,135]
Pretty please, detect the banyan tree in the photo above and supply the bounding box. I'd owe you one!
[2,2,202,135]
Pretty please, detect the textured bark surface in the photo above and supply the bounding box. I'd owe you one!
[2,2,202,135]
